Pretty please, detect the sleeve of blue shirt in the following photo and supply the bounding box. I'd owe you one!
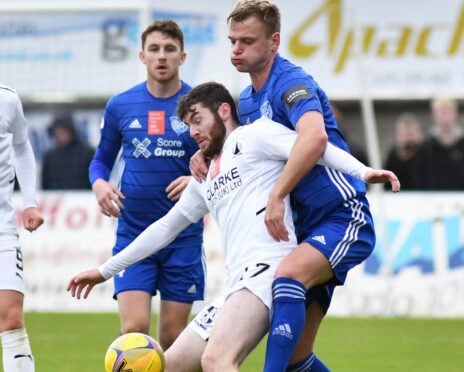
[275,76,323,129]
[89,98,123,185]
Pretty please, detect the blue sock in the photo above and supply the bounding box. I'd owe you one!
[286,353,330,371]
[263,277,306,372]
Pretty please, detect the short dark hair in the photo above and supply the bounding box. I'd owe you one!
[228,0,281,36]
[141,20,184,50]
[177,82,239,124]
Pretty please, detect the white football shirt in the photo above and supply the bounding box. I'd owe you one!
[0,86,29,240]
[176,117,298,287]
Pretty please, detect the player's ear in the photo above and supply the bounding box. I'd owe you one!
[139,51,146,64]
[270,32,280,53]
[179,51,187,65]
[218,102,231,121]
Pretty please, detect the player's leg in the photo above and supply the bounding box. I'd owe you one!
[289,196,375,372]
[117,291,152,334]
[113,247,159,335]
[157,245,205,350]
[264,244,333,372]
[0,247,34,372]
[164,327,205,372]
[158,300,192,350]
[201,289,269,372]
[286,300,329,371]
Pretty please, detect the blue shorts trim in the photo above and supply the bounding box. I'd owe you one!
[303,196,375,285]
[301,195,375,311]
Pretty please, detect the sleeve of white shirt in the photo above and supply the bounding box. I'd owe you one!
[250,117,372,181]
[318,143,373,181]
[98,179,208,279]
[11,94,38,209]
[248,117,298,160]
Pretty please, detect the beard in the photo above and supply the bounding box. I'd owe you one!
[203,113,226,158]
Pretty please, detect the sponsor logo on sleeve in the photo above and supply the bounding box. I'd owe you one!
[282,84,312,108]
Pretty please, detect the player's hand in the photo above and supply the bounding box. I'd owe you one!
[189,150,208,182]
[92,179,125,217]
[67,268,106,299]
[265,194,290,242]
[22,207,44,232]
[166,176,191,202]
[364,170,401,193]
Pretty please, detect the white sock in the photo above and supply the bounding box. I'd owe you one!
[1,328,35,372]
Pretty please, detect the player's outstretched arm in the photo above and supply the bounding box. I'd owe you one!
[92,178,125,217]
[67,269,106,300]
[318,143,401,192]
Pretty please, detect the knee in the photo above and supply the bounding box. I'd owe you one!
[0,308,24,333]
[275,261,303,282]
[120,321,149,335]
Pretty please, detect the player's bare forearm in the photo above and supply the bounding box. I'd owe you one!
[266,112,327,241]
[269,112,327,199]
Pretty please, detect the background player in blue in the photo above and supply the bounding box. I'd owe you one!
[88,20,204,350]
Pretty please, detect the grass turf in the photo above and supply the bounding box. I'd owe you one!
[1,313,462,371]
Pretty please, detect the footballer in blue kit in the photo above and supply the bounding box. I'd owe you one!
[226,1,389,371]
[89,21,204,350]
[238,54,374,290]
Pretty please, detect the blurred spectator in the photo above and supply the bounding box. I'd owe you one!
[415,97,464,190]
[384,113,424,190]
[41,114,95,190]
[331,102,369,165]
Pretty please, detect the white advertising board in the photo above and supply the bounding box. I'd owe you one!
[12,191,464,316]
[2,0,463,99]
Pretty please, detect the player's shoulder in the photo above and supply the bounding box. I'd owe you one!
[0,85,23,112]
[271,55,316,88]
[0,85,20,101]
[240,116,283,136]
[179,80,192,95]
[108,81,146,107]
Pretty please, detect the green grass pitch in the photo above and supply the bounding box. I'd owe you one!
[2,313,462,371]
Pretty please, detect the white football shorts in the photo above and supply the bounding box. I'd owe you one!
[188,255,284,341]
[0,237,26,294]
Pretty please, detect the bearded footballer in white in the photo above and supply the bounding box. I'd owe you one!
[0,86,44,372]
[68,82,399,372]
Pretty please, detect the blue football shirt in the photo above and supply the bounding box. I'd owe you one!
[89,81,203,249]
[238,54,366,239]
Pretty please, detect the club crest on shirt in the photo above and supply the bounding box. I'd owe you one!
[260,100,273,119]
[170,116,189,135]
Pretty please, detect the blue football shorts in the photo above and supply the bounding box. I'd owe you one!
[112,241,205,304]
[301,194,375,312]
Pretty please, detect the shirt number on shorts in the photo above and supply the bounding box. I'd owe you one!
[239,262,270,281]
